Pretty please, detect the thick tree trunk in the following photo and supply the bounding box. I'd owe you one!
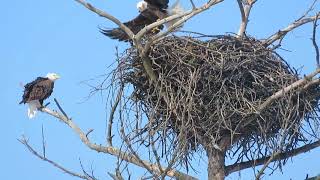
[206,137,230,180]
[207,149,226,180]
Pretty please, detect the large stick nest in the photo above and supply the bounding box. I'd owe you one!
[116,34,320,164]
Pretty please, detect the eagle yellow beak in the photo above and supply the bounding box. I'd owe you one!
[55,74,61,79]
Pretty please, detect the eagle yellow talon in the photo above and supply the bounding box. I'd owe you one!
[151,27,160,33]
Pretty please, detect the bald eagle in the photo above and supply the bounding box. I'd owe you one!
[100,0,184,42]
[19,73,60,119]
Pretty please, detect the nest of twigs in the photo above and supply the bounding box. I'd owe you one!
[116,34,320,163]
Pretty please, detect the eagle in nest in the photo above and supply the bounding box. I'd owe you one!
[19,73,60,119]
[100,0,184,42]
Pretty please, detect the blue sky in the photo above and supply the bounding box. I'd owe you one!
[1,0,320,179]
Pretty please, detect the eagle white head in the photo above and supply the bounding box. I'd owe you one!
[46,73,61,81]
[137,0,148,12]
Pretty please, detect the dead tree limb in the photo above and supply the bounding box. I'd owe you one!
[236,0,257,37]
[19,137,94,180]
[263,12,320,47]
[74,0,134,41]
[38,99,198,180]
[312,13,320,67]
[225,139,320,176]
[242,68,320,127]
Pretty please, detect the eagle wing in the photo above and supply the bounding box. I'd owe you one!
[20,78,54,105]
[100,9,163,41]
[145,0,169,10]
[100,13,155,42]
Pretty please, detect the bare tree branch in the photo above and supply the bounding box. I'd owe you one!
[312,13,320,67]
[190,0,196,9]
[236,0,257,37]
[18,137,93,180]
[107,86,123,146]
[257,68,320,112]
[74,0,135,43]
[41,125,46,158]
[242,68,320,127]
[263,12,320,47]
[38,99,197,180]
[225,139,320,175]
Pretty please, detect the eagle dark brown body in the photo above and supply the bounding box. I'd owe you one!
[20,77,54,106]
[20,73,60,119]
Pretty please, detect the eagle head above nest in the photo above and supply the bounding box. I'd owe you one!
[20,73,60,119]
[100,0,184,42]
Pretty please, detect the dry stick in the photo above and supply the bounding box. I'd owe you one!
[225,139,320,175]
[243,68,320,127]
[312,13,320,67]
[107,86,123,146]
[19,137,93,180]
[297,0,319,21]
[190,0,196,9]
[39,100,197,180]
[54,98,69,119]
[263,13,320,47]
[41,125,46,158]
[255,128,290,180]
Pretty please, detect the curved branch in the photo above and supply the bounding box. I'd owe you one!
[39,100,198,180]
[242,68,320,127]
[263,12,320,47]
[74,0,134,41]
[225,139,320,175]
[312,14,320,67]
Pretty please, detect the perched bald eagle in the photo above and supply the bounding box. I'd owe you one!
[19,73,60,119]
[100,0,184,42]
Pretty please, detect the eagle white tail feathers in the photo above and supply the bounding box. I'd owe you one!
[166,0,185,29]
[27,100,41,119]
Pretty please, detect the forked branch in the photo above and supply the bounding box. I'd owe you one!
[19,137,95,180]
[37,99,197,180]
[263,12,320,47]
[236,0,257,37]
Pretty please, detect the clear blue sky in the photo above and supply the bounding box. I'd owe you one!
[1,0,320,179]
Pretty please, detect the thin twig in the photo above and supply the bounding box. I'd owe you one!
[41,125,46,158]
[54,98,69,119]
[189,0,196,9]
[312,13,320,67]
[19,137,93,180]
[107,86,123,146]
